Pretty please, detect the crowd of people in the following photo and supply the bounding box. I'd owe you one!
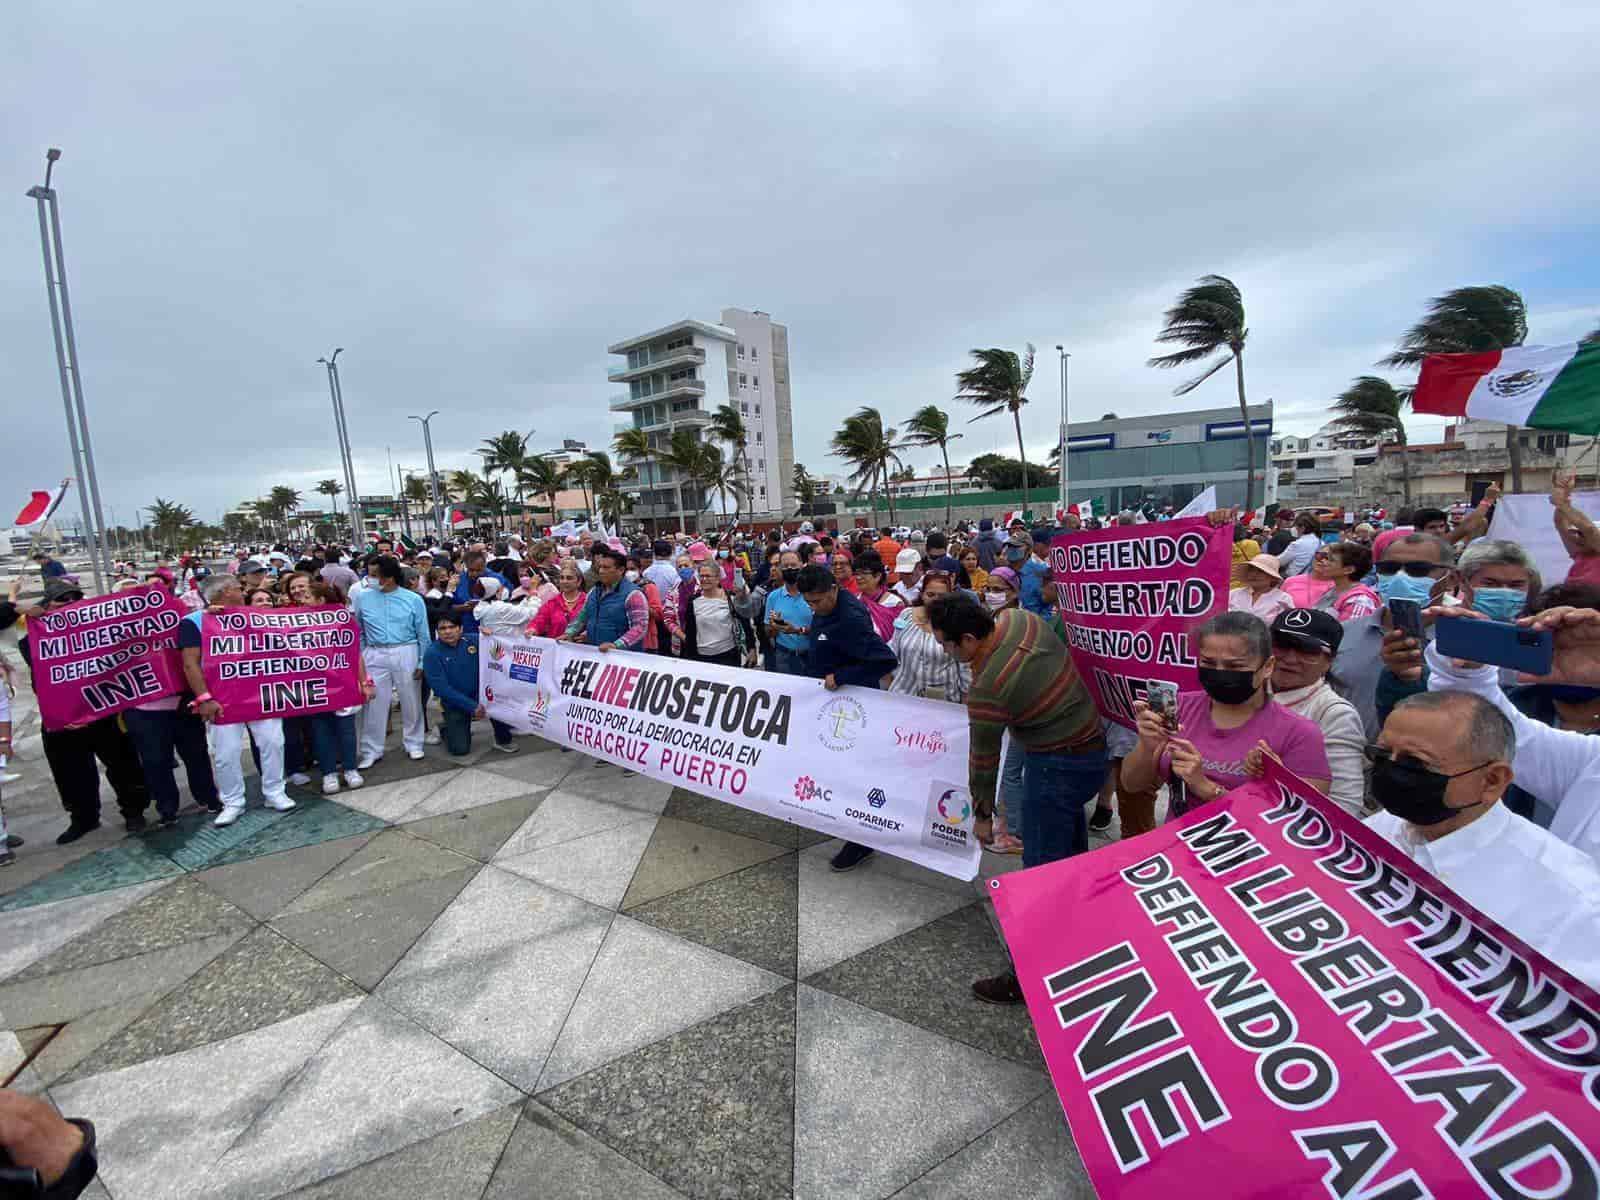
[3,475,1600,1001]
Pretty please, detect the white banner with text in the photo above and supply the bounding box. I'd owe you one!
[479,634,981,880]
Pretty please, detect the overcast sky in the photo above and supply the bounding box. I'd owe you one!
[5,1,1597,527]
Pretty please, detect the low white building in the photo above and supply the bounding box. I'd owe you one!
[1271,422,1381,502]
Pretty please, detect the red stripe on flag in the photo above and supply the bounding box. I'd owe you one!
[15,490,52,526]
[1412,349,1502,417]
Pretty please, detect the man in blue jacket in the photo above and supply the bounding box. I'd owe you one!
[796,563,899,872]
[422,614,517,756]
[450,549,510,636]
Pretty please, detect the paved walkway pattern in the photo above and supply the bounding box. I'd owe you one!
[1,697,1099,1197]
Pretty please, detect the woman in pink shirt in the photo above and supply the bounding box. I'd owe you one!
[1122,610,1330,820]
[1310,541,1379,621]
[529,562,588,639]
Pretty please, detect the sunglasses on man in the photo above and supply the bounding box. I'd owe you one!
[1373,561,1445,578]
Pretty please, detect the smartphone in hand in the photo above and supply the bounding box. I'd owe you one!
[1434,614,1554,675]
[1146,679,1180,732]
[1388,598,1424,641]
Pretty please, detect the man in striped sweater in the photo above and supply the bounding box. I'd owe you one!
[927,592,1106,1005]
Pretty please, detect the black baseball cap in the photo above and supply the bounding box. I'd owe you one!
[1270,608,1343,655]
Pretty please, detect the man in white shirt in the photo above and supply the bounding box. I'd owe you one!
[1276,514,1323,577]
[1423,639,1600,868]
[1365,688,1600,989]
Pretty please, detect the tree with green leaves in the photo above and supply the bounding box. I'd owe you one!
[901,405,963,528]
[658,430,713,534]
[517,457,566,527]
[581,451,626,529]
[147,497,196,549]
[479,430,534,504]
[792,463,819,518]
[1383,285,1529,491]
[954,345,1037,516]
[1146,275,1255,510]
[315,478,343,521]
[613,427,672,534]
[967,453,1057,492]
[831,407,903,526]
[709,405,754,512]
[1331,376,1412,503]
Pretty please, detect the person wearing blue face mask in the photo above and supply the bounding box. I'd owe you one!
[1453,538,1538,624]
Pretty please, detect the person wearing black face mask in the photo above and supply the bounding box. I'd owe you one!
[1123,611,1330,820]
[1364,691,1600,990]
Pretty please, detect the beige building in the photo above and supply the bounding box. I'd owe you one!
[1353,419,1599,507]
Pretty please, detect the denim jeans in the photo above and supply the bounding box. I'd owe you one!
[997,732,1026,837]
[772,645,811,676]
[308,712,360,777]
[1021,744,1109,868]
[123,706,219,819]
[441,707,514,756]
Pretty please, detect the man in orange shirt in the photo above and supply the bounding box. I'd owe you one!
[872,526,901,573]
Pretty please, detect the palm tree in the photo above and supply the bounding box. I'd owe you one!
[792,463,820,518]
[830,407,904,526]
[315,479,343,521]
[901,405,963,528]
[517,457,566,528]
[146,497,196,548]
[581,452,625,529]
[954,345,1037,516]
[694,441,748,531]
[445,469,478,504]
[1146,275,1255,510]
[1383,286,1529,491]
[613,427,664,534]
[563,451,618,522]
[1331,376,1412,503]
[709,405,754,512]
[479,430,534,504]
[658,429,711,534]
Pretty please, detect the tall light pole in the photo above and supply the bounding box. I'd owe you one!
[409,411,444,542]
[1056,346,1071,519]
[317,349,361,546]
[28,148,110,594]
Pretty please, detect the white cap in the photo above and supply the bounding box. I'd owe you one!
[894,547,922,574]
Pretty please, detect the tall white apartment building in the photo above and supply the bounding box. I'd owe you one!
[719,308,795,519]
[606,310,795,528]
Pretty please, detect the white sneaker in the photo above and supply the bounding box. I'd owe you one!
[321,775,341,795]
[406,749,425,761]
[356,755,379,770]
[288,772,312,786]
[424,731,441,745]
[214,805,246,827]
[264,796,297,812]
[343,770,365,788]
[492,741,518,755]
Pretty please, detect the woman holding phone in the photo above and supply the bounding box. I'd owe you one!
[1122,611,1330,819]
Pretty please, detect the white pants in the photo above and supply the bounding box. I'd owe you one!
[210,718,287,810]
[362,643,423,759]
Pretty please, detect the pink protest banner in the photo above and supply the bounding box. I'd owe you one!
[990,761,1600,1199]
[1050,516,1229,729]
[200,605,363,724]
[30,582,187,731]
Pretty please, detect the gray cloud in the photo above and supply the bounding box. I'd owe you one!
[4,0,1597,527]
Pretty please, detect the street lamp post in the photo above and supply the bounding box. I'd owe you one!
[317,349,362,547]
[28,149,110,594]
[1056,346,1071,519]
[409,411,445,542]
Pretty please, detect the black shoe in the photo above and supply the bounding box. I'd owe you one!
[0,850,14,868]
[56,821,100,846]
[159,814,181,828]
[125,816,149,834]
[201,799,224,814]
[3,834,21,849]
[829,842,875,872]
[972,970,1025,1006]
[1089,806,1114,830]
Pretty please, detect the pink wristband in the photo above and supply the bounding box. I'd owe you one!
[190,692,213,707]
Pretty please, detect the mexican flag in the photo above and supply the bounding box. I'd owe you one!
[1412,342,1600,433]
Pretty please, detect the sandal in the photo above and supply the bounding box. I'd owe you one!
[987,833,1024,855]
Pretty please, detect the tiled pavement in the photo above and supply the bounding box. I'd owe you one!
[1,707,1105,1198]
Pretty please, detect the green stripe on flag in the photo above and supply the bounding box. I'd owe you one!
[1527,342,1600,434]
